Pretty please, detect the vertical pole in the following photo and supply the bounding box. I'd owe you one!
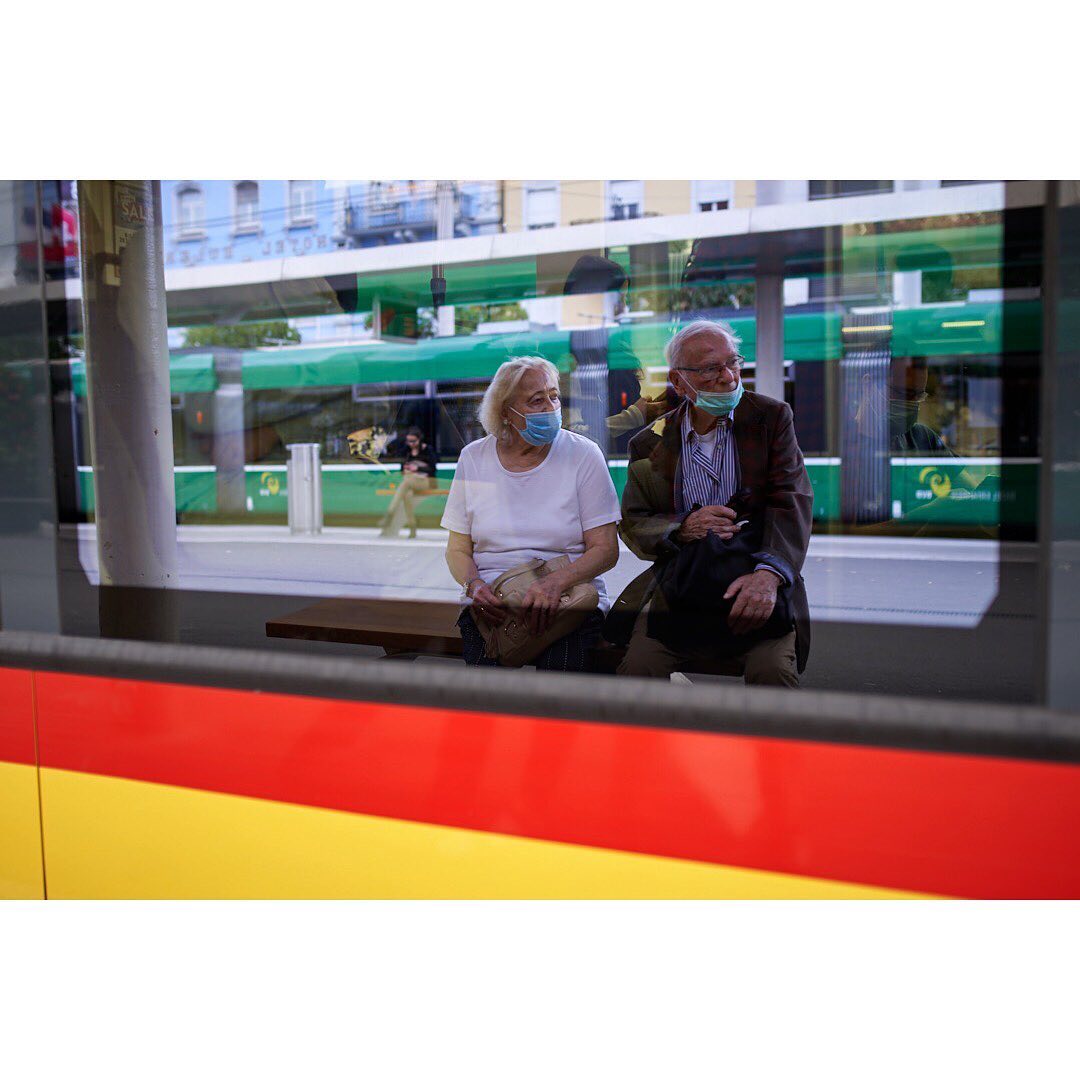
[892,183,940,306]
[0,180,62,632]
[435,181,455,336]
[754,259,785,402]
[77,180,179,639]
[1038,181,1080,707]
[891,268,922,308]
[212,348,246,515]
[286,443,323,534]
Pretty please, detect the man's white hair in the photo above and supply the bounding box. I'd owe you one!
[664,319,742,370]
[478,355,561,436]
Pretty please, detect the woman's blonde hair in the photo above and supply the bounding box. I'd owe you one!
[478,355,561,437]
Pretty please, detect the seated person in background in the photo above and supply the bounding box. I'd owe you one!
[856,355,949,453]
[378,427,438,539]
[613,320,813,686]
[442,356,621,671]
[850,355,993,531]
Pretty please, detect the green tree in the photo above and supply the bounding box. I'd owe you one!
[362,308,436,339]
[455,302,528,335]
[182,320,301,349]
[673,281,756,313]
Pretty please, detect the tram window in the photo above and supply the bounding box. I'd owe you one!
[172,393,202,465]
[881,354,1037,460]
[348,389,436,462]
[242,384,433,465]
[915,357,1002,457]
[807,271,884,303]
[790,362,828,455]
[435,379,489,457]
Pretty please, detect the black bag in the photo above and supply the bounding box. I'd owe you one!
[649,491,794,655]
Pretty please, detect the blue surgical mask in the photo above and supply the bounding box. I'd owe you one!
[511,406,562,446]
[693,380,744,418]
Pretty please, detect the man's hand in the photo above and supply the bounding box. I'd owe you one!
[676,504,739,543]
[470,582,508,626]
[724,570,779,634]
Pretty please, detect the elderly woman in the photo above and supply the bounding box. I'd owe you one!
[441,355,621,671]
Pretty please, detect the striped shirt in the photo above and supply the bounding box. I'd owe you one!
[676,407,739,514]
[675,406,789,585]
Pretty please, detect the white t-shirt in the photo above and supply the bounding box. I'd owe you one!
[441,429,622,611]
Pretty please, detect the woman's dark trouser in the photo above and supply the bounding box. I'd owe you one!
[457,609,604,673]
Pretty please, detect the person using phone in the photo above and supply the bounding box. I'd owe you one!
[378,427,438,539]
[612,319,814,686]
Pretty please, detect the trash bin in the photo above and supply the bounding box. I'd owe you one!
[286,443,323,535]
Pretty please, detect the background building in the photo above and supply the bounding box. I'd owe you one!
[159,180,993,345]
[160,180,503,271]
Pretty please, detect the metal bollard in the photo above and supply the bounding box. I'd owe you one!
[286,443,323,535]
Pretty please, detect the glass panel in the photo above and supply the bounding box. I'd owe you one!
[3,178,1068,714]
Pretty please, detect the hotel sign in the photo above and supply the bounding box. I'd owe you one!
[166,232,336,267]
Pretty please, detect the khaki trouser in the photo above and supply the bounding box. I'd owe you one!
[617,604,799,687]
[379,473,433,536]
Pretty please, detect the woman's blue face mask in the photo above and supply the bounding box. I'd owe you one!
[511,405,562,446]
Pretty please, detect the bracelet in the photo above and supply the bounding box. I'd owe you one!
[464,576,483,598]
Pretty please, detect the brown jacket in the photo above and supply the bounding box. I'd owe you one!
[615,392,814,672]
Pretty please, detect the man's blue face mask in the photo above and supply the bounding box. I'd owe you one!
[693,380,744,418]
[511,406,562,445]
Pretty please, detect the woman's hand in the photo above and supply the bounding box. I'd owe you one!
[519,574,568,635]
[469,582,508,626]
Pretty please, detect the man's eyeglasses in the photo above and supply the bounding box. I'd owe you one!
[673,357,744,386]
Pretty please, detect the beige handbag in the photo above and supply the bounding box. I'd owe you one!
[475,556,600,667]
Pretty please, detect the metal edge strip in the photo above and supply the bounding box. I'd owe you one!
[1,629,1078,763]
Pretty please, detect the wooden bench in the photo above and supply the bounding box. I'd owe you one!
[267,597,464,658]
[266,596,625,671]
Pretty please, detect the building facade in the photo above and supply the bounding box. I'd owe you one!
[155,179,991,346]
[159,180,504,271]
[160,178,969,272]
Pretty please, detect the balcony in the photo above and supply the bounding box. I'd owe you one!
[343,182,501,241]
[347,192,435,237]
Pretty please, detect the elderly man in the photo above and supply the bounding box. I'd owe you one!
[612,319,813,686]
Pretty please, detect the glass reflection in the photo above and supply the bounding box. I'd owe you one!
[0,179,1057,705]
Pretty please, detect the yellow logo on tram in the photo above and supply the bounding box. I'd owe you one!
[260,472,280,496]
[918,466,952,499]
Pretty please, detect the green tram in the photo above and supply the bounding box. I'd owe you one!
[69,299,1041,536]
